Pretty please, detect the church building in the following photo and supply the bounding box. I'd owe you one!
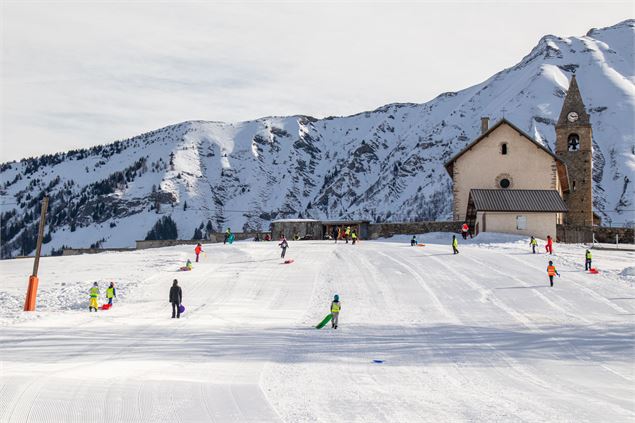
[444,75,595,239]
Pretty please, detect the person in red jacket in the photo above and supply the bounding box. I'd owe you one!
[461,223,469,240]
[194,243,203,262]
[545,235,553,255]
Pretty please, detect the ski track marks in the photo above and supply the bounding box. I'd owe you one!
[1,240,633,422]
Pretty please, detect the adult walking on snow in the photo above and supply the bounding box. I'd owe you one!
[194,243,203,262]
[279,236,289,259]
[452,235,459,255]
[332,226,339,243]
[89,282,99,312]
[585,249,593,271]
[547,261,560,287]
[461,222,469,240]
[545,235,554,255]
[106,282,116,306]
[411,235,417,246]
[530,236,538,254]
[351,230,358,245]
[330,294,341,329]
[224,228,231,245]
[169,279,183,319]
[345,226,351,244]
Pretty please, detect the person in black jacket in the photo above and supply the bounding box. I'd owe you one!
[169,279,182,319]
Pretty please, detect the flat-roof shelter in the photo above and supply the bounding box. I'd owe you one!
[270,219,370,240]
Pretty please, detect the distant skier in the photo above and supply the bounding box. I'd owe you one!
[452,235,459,255]
[345,226,351,244]
[547,260,560,287]
[224,228,231,245]
[169,279,182,319]
[89,282,99,312]
[330,294,341,329]
[545,235,553,255]
[585,249,592,271]
[279,236,289,259]
[461,222,469,240]
[332,226,339,243]
[351,230,358,245]
[194,243,203,262]
[106,282,116,306]
[530,236,538,254]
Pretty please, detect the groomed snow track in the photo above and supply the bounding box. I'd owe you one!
[1,236,633,422]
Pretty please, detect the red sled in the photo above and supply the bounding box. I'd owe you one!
[284,259,294,264]
[589,268,599,274]
[100,304,111,310]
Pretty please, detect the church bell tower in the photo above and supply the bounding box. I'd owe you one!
[555,75,594,226]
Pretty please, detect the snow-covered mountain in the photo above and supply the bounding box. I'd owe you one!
[1,20,633,258]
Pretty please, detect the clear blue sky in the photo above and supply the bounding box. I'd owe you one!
[1,1,633,161]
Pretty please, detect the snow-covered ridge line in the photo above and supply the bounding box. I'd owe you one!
[1,20,633,257]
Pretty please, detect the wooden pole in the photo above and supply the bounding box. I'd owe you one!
[24,196,48,311]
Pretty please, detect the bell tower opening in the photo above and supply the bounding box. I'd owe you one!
[555,75,594,226]
[567,134,580,151]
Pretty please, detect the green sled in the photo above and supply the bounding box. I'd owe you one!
[315,314,332,329]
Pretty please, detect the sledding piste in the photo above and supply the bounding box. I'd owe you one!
[315,314,332,329]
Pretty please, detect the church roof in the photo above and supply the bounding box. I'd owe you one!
[444,118,570,192]
[557,75,590,126]
[468,189,568,212]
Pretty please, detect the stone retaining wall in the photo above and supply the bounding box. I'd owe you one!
[135,232,271,250]
[556,224,634,244]
[368,221,462,239]
[62,247,135,256]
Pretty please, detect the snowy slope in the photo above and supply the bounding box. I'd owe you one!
[1,237,634,421]
[1,20,633,257]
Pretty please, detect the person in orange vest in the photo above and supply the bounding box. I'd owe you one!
[194,243,203,262]
[547,260,560,287]
[461,222,469,240]
[545,235,553,255]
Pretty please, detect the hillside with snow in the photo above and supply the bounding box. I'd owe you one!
[1,20,633,257]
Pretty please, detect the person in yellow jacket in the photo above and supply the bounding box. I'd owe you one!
[547,260,560,287]
[585,250,592,271]
[452,235,459,254]
[530,236,538,254]
[106,282,116,306]
[351,230,358,245]
[345,226,351,244]
[89,282,99,312]
[330,294,341,329]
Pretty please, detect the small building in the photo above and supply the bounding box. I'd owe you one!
[322,220,370,240]
[270,219,371,240]
[271,219,323,240]
[466,189,568,239]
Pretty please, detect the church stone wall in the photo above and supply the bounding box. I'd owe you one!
[452,124,563,221]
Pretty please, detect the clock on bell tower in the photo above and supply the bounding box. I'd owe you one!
[555,75,594,226]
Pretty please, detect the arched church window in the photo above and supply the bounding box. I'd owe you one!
[568,134,580,152]
[501,143,508,155]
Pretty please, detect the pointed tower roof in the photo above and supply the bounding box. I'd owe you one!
[557,75,590,126]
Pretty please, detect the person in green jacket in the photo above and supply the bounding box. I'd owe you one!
[452,235,459,255]
[106,282,116,306]
[585,249,592,271]
[530,236,538,254]
[89,282,99,312]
